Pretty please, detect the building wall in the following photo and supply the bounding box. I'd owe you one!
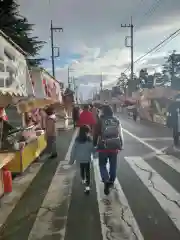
[99,89,112,102]
[30,69,46,99]
[0,33,30,96]
[31,68,63,103]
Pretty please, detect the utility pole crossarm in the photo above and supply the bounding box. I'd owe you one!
[50,20,63,78]
[52,27,63,31]
[121,24,131,27]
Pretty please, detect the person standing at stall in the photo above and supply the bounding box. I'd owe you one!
[45,106,57,158]
[72,105,80,129]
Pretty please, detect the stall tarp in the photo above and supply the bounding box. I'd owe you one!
[123,98,137,106]
[0,88,24,107]
[17,98,58,113]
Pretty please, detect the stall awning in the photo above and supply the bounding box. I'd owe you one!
[17,98,59,113]
[0,88,25,96]
[0,88,25,107]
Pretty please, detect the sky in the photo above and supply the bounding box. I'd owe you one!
[18,0,180,99]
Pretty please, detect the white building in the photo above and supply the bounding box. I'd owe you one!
[0,30,32,102]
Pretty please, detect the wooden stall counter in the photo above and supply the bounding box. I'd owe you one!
[6,133,47,174]
[0,153,15,197]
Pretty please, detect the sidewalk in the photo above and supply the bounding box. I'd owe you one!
[0,129,74,240]
[56,119,73,131]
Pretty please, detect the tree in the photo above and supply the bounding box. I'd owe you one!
[0,0,45,66]
[139,68,148,84]
[163,50,180,89]
[163,50,180,78]
[116,73,128,94]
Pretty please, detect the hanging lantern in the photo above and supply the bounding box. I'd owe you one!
[0,108,8,121]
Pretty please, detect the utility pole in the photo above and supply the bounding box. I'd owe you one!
[170,50,177,89]
[121,16,134,82]
[171,50,176,81]
[73,77,78,103]
[68,66,70,88]
[100,73,103,91]
[50,20,63,78]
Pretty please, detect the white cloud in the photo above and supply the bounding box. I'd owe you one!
[18,0,180,98]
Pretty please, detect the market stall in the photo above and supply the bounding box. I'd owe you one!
[0,30,33,194]
[5,67,64,173]
[6,132,46,174]
[0,153,15,197]
[5,104,47,174]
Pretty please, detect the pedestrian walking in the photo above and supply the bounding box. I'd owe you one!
[96,105,123,195]
[77,104,96,129]
[91,104,99,146]
[69,125,94,194]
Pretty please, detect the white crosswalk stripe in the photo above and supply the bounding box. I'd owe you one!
[124,156,180,232]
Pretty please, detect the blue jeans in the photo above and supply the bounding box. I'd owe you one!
[98,152,118,183]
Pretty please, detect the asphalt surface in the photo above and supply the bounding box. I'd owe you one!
[1,116,180,240]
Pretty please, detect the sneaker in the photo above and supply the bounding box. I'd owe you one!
[104,182,110,195]
[84,186,90,194]
[49,153,58,159]
[109,181,114,188]
[81,179,86,184]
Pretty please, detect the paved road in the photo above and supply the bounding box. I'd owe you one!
[1,116,180,240]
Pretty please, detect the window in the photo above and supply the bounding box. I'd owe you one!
[4,49,14,61]
[0,62,5,72]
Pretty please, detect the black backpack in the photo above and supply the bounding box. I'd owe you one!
[99,116,123,150]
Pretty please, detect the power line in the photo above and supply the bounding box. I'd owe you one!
[134,0,163,30]
[123,28,180,73]
[153,31,180,53]
[142,0,163,19]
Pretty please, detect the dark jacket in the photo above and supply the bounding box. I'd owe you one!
[72,107,79,121]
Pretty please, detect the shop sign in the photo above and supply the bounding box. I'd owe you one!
[43,77,61,101]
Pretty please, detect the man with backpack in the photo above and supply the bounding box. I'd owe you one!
[96,105,123,195]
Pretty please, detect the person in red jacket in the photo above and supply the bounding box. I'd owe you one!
[77,104,96,128]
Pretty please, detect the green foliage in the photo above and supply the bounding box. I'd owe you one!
[0,0,45,66]
[163,51,180,77]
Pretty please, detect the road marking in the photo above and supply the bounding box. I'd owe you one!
[66,128,79,162]
[92,157,144,240]
[122,128,162,154]
[140,137,172,141]
[124,156,180,231]
[123,128,180,175]
[155,154,180,175]
[28,129,78,240]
